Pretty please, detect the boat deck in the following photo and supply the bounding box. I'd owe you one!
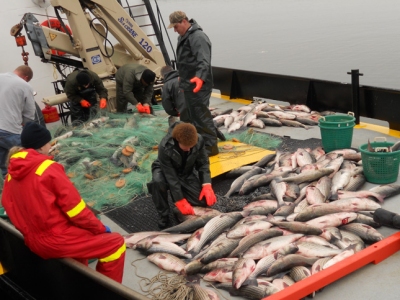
[95,93,400,300]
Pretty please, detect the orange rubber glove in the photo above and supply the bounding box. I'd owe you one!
[175,198,195,215]
[199,184,217,206]
[143,105,151,114]
[100,98,107,109]
[190,77,203,93]
[80,99,91,108]
[136,103,145,113]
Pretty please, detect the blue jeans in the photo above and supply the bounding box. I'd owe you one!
[0,129,21,177]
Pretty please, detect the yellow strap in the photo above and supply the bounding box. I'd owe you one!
[66,199,86,218]
[10,151,28,159]
[35,159,55,176]
[99,244,126,263]
[7,151,28,181]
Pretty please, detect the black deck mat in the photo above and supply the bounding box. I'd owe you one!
[104,136,323,233]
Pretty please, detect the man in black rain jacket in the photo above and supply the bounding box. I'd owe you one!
[115,63,155,114]
[160,65,226,140]
[64,69,108,124]
[147,122,217,229]
[160,65,189,123]
[168,11,219,156]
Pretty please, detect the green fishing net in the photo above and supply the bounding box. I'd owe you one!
[48,110,167,212]
[0,105,282,212]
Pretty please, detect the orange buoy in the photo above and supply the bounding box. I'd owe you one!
[125,145,135,154]
[115,178,126,188]
[121,148,133,157]
[42,105,60,123]
[84,174,94,180]
[40,19,72,56]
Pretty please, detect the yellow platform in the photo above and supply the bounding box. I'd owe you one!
[209,141,275,178]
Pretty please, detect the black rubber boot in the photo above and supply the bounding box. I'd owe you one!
[158,216,170,230]
[372,208,400,229]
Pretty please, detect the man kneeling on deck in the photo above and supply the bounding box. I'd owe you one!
[1,122,125,283]
[147,122,217,229]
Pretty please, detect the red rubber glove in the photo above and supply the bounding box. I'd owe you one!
[199,184,217,206]
[143,105,151,114]
[80,99,91,108]
[100,98,107,109]
[175,198,195,215]
[136,103,145,113]
[190,77,203,93]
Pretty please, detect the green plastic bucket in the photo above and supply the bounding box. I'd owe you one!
[319,114,355,127]
[359,138,400,184]
[319,113,355,152]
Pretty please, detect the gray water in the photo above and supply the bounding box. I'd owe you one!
[155,0,400,90]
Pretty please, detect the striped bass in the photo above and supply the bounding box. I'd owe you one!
[266,254,319,276]
[229,228,283,258]
[243,234,304,260]
[306,212,357,229]
[147,253,186,274]
[192,212,247,254]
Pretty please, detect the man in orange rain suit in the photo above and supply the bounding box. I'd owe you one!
[1,122,125,283]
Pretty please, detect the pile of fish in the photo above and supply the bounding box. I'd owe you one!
[212,102,327,133]
[124,146,400,300]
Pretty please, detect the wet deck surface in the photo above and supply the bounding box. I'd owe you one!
[99,94,400,300]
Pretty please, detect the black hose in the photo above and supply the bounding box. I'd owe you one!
[90,17,115,58]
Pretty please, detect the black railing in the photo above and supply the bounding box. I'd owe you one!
[212,66,400,130]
